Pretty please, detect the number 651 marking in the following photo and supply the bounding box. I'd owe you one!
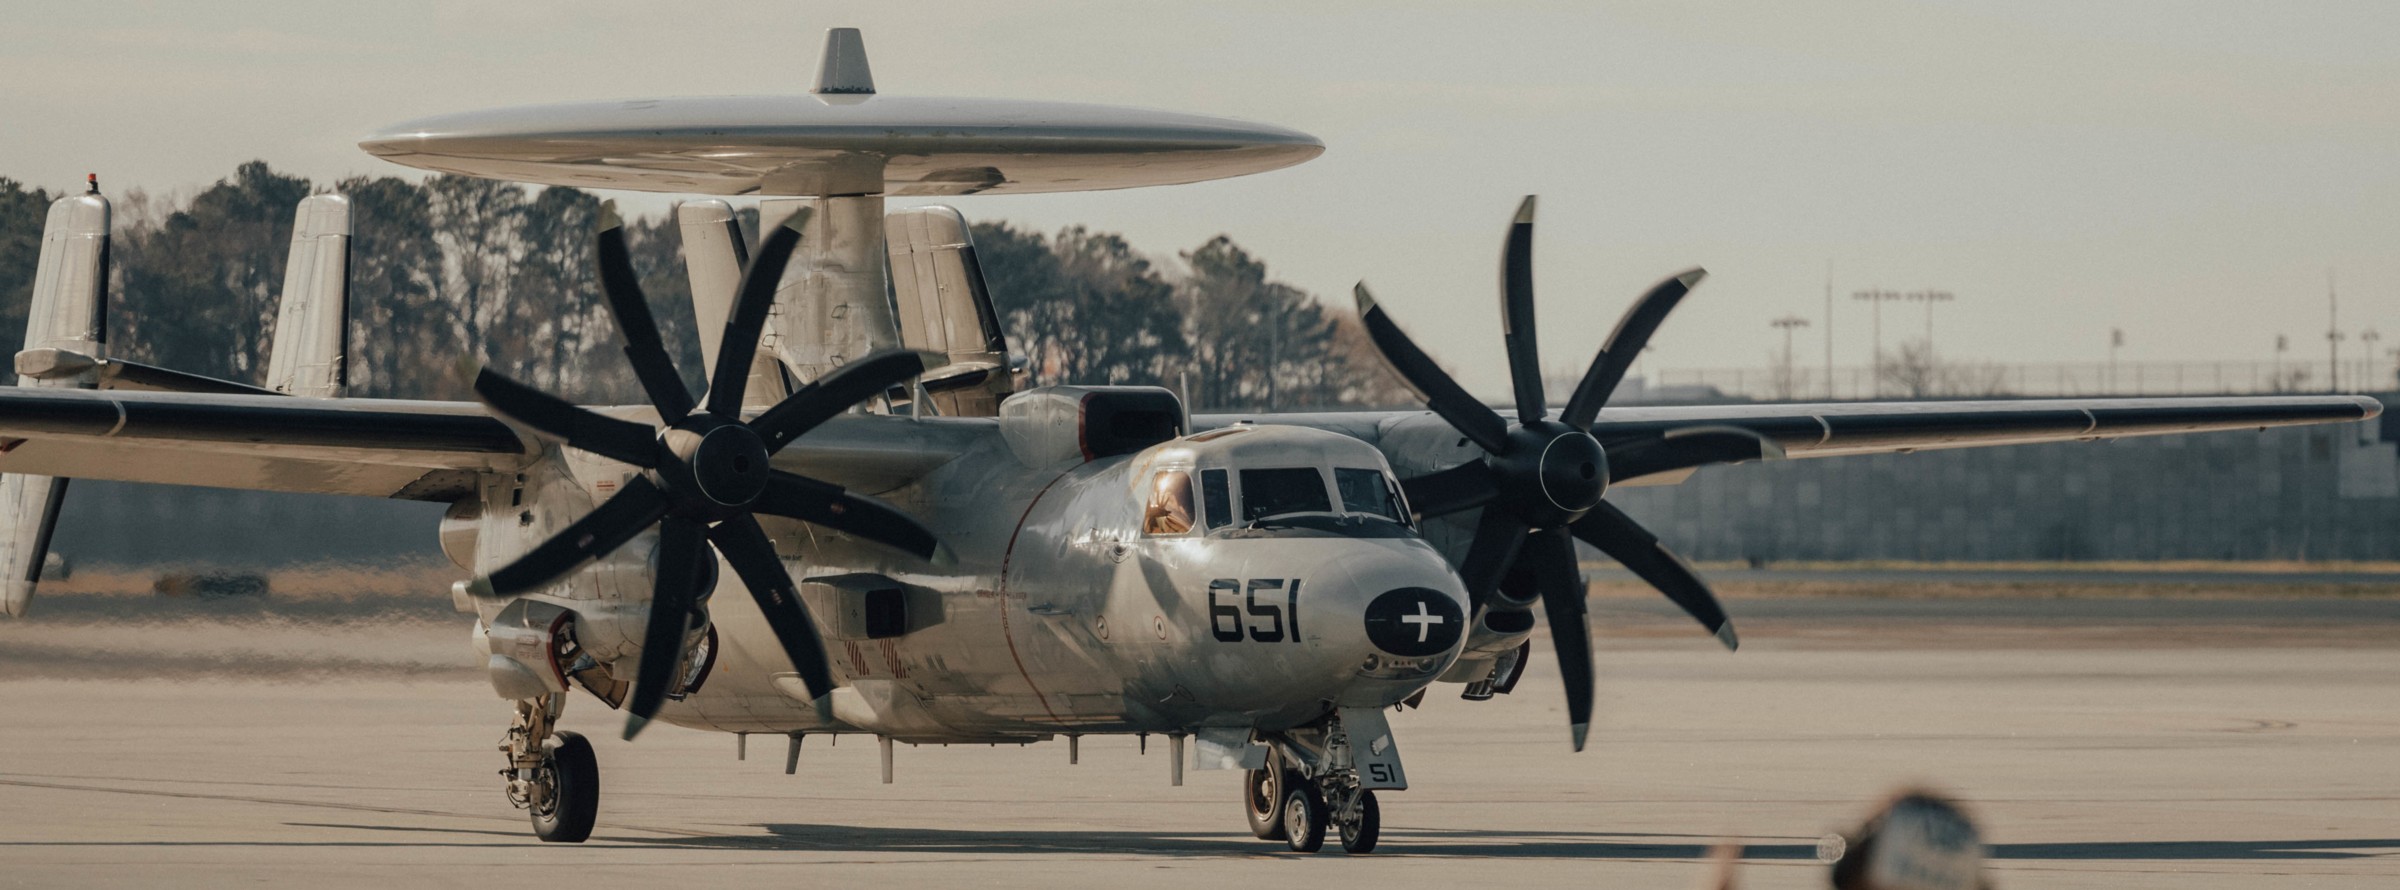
[1209,578,1302,644]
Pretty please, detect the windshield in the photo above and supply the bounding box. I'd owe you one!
[1335,467,1404,522]
[1239,467,1331,522]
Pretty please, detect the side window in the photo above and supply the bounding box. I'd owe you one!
[1201,469,1232,529]
[1143,470,1197,536]
[1335,467,1402,521]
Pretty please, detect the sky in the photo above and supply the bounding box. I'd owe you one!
[4,1,2397,397]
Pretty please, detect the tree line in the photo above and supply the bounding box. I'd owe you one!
[0,163,1410,410]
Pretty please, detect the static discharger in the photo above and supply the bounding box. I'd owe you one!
[785,734,803,776]
[879,735,895,784]
[735,732,746,761]
[1068,734,1079,765]
[1169,733,1186,787]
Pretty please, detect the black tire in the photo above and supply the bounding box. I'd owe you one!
[1338,789,1380,854]
[1282,785,1327,853]
[1245,767,1303,840]
[531,731,598,843]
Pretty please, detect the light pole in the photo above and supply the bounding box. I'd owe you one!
[2109,328,2124,393]
[1772,315,1810,400]
[2361,329,2382,392]
[2326,270,2343,393]
[2274,333,2289,392]
[1851,288,1903,396]
[1904,289,1955,365]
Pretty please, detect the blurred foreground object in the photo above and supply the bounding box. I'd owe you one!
[153,571,270,600]
[1827,788,1988,890]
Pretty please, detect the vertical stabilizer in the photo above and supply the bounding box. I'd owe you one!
[265,194,352,397]
[677,200,786,407]
[2,190,110,617]
[763,197,902,388]
[886,206,1015,416]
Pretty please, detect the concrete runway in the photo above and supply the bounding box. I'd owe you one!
[1,595,2394,888]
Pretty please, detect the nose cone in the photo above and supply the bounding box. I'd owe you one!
[1361,587,1467,658]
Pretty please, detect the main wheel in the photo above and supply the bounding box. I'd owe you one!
[1337,789,1380,854]
[1244,766,1304,840]
[530,730,598,843]
[1282,785,1328,853]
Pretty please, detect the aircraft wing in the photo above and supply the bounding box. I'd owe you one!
[0,386,984,501]
[1221,394,2382,481]
[0,387,531,500]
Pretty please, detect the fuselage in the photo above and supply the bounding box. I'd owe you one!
[484,421,1470,743]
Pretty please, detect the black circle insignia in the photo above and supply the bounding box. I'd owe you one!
[1362,587,1465,657]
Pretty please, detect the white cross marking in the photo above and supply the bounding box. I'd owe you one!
[1400,600,1445,643]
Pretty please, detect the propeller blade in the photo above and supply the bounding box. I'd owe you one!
[472,368,657,468]
[1400,460,1499,520]
[624,516,710,740]
[754,471,943,561]
[1560,268,1708,429]
[751,349,945,453]
[1455,506,1531,606]
[1353,283,1510,454]
[1520,527,1595,751]
[1570,501,1737,650]
[594,211,698,424]
[1498,196,1547,425]
[1605,426,1785,484]
[705,211,810,416]
[708,514,838,702]
[468,476,669,597]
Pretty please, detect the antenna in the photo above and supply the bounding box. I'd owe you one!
[84,173,97,195]
[813,28,876,95]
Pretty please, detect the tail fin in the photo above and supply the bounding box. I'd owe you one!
[2,190,110,617]
[264,194,351,397]
[678,199,789,408]
[885,205,1015,416]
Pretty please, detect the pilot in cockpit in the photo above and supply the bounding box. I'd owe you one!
[1144,470,1197,535]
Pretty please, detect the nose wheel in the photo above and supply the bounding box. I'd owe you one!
[1242,741,1383,854]
[526,731,599,843]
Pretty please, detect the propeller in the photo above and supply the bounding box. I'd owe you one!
[1354,196,1780,751]
[467,204,947,739]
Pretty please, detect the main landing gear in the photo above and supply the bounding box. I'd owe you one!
[1242,716,1388,854]
[502,694,599,842]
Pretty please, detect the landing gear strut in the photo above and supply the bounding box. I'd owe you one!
[501,694,599,842]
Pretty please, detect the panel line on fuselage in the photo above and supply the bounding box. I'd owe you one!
[993,467,1079,724]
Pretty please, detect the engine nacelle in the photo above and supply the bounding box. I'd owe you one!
[473,598,572,701]
[998,385,1184,467]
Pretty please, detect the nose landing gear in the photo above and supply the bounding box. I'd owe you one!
[1244,709,1399,854]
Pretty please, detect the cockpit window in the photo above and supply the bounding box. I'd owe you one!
[1143,470,1197,535]
[1239,467,1332,521]
[1200,469,1232,529]
[1335,467,1404,522]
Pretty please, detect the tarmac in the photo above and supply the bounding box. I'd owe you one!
[1,591,2394,888]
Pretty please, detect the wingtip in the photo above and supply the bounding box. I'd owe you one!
[2351,395,2384,420]
[2,580,30,618]
[1514,195,1537,224]
[1352,282,1378,314]
[1715,622,1740,651]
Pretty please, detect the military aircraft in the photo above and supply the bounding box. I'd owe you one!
[0,29,2377,854]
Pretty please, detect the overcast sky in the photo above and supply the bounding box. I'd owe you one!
[4,1,2396,396]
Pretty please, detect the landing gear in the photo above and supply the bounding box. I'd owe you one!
[1336,789,1379,854]
[528,731,598,842]
[1282,784,1328,852]
[501,694,599,843]
[1249,709,1403,855]
[1243,763,1301,840]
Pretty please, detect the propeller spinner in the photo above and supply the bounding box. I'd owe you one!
[1355,196,1780,751]
[467,205,946,739]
